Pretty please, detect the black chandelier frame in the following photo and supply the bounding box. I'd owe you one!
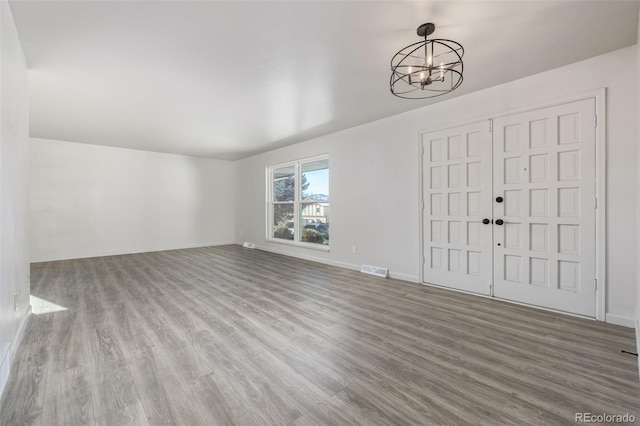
[390,23,464,99]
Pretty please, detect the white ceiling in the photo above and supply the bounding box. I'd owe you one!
[9,1,639,160]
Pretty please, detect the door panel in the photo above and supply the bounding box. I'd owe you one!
[492,99,596,316]
[422,122,493,295]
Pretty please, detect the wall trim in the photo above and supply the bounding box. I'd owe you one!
[636,15,640,380]
[31,241,236,263]
[250,243,361,271]
[250,243,419,283]
[604,313,636,329]
[594,88,607,322]
[0,306,31,400]
[418,89,607,321]
[636,317,639,378]
[388,271,420,283]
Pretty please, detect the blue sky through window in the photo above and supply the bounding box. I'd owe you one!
[304,169,329,198]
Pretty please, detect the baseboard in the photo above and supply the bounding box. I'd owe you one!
[389,271,420,283]
[249,243,419,284]
[635,316,639,380]
[252,242,360,270]
[30,240,236,263]
[635,316,640,380]
[0,305,31,400]
[605,313,636,328]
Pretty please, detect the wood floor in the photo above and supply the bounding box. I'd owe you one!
[1,245,638,425]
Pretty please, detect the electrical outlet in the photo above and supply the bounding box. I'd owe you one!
[352,245,357,254]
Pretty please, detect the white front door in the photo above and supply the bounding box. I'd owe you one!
[422,98,598,317]
[422,121,493,295]
[492,99,596,317]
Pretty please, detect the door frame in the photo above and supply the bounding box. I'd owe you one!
[418,88,606,321]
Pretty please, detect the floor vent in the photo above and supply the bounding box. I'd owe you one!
[242,242,255,249]
[360,265,388,278]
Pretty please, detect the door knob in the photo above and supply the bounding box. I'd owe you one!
[496,196,504,203]
[482,218,490,225]
[495,219,504,225]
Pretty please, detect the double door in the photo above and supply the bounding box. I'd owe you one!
[422,99,596,317]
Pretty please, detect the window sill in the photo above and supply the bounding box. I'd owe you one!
[266,238,330,252]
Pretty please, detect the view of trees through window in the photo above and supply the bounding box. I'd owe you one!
[270,158,329,246]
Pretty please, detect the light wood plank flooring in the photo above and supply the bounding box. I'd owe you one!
[1,245,638,425]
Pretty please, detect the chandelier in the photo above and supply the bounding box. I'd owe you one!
[390,23,464,99]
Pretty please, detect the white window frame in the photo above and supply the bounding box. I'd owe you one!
[266,155,330,251]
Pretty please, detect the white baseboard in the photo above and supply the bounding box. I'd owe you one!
[388,271,420,283]
[0,305,31,400]
[249,243,419,284]
[605,313,636,328]
[636,316,639,380]
[30,241,236,263]
[253,242,360,270]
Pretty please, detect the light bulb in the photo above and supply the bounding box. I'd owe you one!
[420,71,426,81]
[439,63,444,80]
[427,56,432,67]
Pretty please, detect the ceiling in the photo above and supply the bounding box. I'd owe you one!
[9,1,639,160]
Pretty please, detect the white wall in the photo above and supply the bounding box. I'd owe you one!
[0,0,31,398]
[236,45,638,327]
[30,139,236,262]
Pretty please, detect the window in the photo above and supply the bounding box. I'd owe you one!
[268,156,329,248]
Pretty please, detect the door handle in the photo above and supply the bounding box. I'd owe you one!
[495,219,504,226]
[496,196,504,203]
[482,218,491,225]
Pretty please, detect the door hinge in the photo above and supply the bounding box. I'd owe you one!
[595,115,598,127]
[594,278,597,291]
[594,197,597,209]
[488,119,493,133]
[422,256,426,265]
[422,201,425,210]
